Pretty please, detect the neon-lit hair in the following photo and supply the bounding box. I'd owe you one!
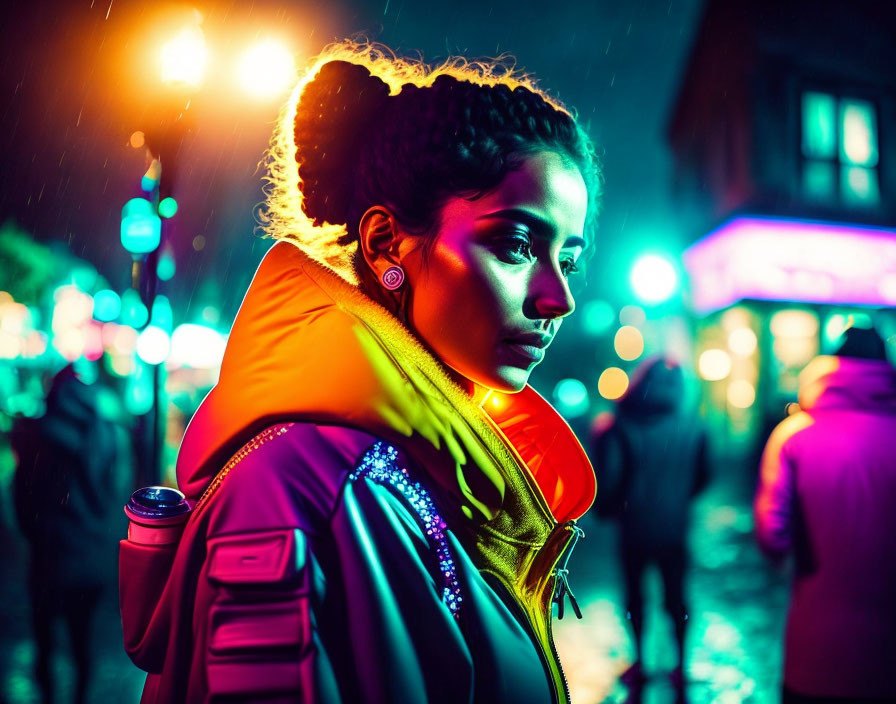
[258,39,601,284]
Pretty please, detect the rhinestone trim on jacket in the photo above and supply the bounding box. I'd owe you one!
[350,442,464,618]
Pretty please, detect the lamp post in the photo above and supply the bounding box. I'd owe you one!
[122,12,295,486]
[124,18,206,488]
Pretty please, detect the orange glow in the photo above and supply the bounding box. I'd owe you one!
[259,40,573,283]
[613,326,644,362]
[160,20,208,89]
[237,40,296,99]
[598,367,629,400]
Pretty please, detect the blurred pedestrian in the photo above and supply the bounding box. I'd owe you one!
[591,357,709,689]
[11,364,118,704]
[754,327,896,704]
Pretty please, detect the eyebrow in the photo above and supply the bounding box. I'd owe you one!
[477,208,586,250]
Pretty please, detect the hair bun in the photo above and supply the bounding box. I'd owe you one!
[294,60,390,225]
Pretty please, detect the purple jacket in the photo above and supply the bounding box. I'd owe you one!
[754,356,896,697]
[120,243,596,703]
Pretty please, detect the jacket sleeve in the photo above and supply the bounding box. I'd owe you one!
[201,527,339,703]
[192,424,363,704]
[754,420,799,558]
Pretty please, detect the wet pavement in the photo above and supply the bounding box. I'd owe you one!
[555,483,790,704]
[0,482,789,704]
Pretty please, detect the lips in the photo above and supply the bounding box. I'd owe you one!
[502,332,553,363]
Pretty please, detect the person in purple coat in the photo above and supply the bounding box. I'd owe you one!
[754,327,896,704]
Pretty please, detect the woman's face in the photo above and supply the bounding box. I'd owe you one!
[402,150,589,393]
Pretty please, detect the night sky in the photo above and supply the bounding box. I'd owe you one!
[0,0,704,320]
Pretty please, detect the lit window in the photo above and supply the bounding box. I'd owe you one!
[800,91,880,207]
[802,92,836,159]
[840,99,878,166]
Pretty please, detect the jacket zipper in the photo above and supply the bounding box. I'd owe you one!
[513,519,585,704]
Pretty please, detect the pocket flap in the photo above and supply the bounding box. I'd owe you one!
[207,529,306,586]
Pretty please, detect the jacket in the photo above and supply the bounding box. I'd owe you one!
[13,365,118,587]
[754,355,896,697]
[120,241,596,703]
[591,359,708,548]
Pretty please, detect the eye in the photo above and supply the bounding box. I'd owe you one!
[560,258,580,278]
[493,232,534,263]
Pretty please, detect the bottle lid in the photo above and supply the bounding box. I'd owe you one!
[126,486,191,520]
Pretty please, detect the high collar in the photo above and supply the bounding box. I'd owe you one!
[177,241,595,528]
[798,355,896,414]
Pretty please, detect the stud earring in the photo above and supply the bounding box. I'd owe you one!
[381,265,405,291]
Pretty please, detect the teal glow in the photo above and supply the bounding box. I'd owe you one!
[802,92,836,159]
[121,198,161,254]
[158,197,178,218]
[802,160,835,201]
[552,378,590,419]
[157,249,176,281]
[122,197,153,219]
[631,254,678,304]
[151,295,173,332]
[125,363,154,415]
[841,165,879,206]
[581,300,615,336]
[93,289,121,322]
[840,99,878,167]
[120,289,148,328]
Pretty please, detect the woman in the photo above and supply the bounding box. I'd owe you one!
[120,41,601,704]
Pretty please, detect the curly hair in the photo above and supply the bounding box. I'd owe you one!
[258,40,601,284]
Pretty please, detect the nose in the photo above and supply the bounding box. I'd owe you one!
[532,265,576,320]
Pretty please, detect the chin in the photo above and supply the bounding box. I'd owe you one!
[483,366,531,394]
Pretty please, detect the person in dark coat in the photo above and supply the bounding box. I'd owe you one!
[754,327,896,703]
[11,364,118,704]
[591,357,709,686]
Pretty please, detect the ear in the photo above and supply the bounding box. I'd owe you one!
[358,206,405,280]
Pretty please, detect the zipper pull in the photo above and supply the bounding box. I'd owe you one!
[552,523,585,620]
[552,568,583,619]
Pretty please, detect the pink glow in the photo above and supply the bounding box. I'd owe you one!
[683,217,896,313]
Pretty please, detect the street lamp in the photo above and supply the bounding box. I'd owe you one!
[236,40,295,99]
[123,14,296,486]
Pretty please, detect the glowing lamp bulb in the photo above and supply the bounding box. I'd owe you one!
[237,40,295,99]
[161,26,208,88]
[631,254,678,304]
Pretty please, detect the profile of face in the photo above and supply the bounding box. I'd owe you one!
[397,150,589,393]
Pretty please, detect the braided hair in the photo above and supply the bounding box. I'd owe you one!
[259,41,601,283]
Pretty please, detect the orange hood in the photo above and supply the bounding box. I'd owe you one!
[177,241,595,526]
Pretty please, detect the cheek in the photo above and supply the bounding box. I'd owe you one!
[411,248,519,346]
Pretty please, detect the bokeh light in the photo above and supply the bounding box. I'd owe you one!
[236,39,295,99]
[169,324,227,369]
[136,325,171,365]
[598,367,629,400]
[160,24,208,88]
[698,349,732,381]
[727,327,758,356]
[552,378,590,418]
[630,254,678,304]
[614,325,644,361]
[158,197,179,219]
[619,305,646,327]
[727,379,757,409]
[581,299,615,336]
[93,289,121,322]
[157,247,177,281]
[120,289,149,329]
